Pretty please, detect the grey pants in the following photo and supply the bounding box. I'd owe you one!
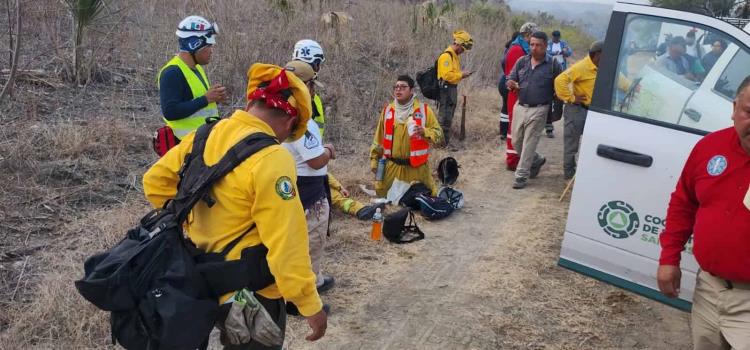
[438,84,458,143]
[563,104,588,177]
[218,295,287,350]
[511,104,548,179]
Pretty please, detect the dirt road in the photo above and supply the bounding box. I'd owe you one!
[276,96,692,349]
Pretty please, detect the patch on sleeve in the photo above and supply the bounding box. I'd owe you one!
[303,130,320,149]
[443,60,450,67]
[275,176,296,200]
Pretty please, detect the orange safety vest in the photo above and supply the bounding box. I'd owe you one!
[382,102,431,167]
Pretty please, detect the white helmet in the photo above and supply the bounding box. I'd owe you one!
[176,15,218,45]
[292,39,325,68]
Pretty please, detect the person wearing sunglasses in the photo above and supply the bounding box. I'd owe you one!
[156,15,227,149]
[436,30,474,147]
[370,75,443,197]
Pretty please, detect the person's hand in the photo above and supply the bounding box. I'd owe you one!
[657,265,682,298]
[506,80,519,91]
[574,95,587,104]
[462,71,473,79]
[305,309,327,341]
[634,84,642,93]
[340,188,350,197]
[413,125,425,137]
[323,144,336,159]
[205,84,228,103]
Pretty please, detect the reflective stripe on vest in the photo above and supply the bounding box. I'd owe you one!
[157,56,219,139]
[382,101,431,167]
[313,94,325,139]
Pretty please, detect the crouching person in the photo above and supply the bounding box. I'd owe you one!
[143,63,327,349]
[370,74,443,197]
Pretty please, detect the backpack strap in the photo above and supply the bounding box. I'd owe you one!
[169,122,278,224]
[395,211,425,244]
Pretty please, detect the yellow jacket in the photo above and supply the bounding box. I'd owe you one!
[142,110,322,316]
[437,46,462,85]
[369,98,443,170]
[554,55,597,105]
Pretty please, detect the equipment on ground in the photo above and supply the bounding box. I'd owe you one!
[437,157,460,185]
[414,193,454,220]
[438,187,464,210]
[459,95,467,141]
[383,208,425,244]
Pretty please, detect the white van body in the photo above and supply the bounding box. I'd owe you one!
[559,2,750,310]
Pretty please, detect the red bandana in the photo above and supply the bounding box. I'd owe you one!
[247,69,298,117]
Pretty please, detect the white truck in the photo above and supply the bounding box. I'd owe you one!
[559,2,750,310]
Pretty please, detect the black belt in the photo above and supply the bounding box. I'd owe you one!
[519,103,549,108]
[387,157,411,166]
[709,272,750,290]
[572,103,590,110]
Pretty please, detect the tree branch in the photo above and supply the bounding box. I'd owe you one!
[0,0,21,103]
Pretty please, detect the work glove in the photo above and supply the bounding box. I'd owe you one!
[223,289,283,347]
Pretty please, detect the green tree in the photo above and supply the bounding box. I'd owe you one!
[64,0,106,85]
[651,0,750,18]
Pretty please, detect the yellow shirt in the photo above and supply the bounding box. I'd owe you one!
[554,55,598,105]
[437,46,463,85]
[142,110,322,316]
[369,98,443,169]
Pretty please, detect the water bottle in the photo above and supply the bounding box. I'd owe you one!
[370,208,383,241]
[376,158,386,181]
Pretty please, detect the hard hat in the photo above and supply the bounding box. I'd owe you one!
[292,39,326,68]
[176,15,218,45]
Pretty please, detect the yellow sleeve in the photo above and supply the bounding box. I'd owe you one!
[370,107,386,170]
[423,104,443,145]
[142,132,196,208]
[251,149,322,317]
[437,52,462,84]
[554,67,576,104]
[327,173,342,192]
[618,72,632,92]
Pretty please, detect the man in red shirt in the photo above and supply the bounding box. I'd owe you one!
[504,22,539,171]
[658,75,750,350]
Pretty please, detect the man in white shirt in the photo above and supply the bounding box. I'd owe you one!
[283,87,337,296]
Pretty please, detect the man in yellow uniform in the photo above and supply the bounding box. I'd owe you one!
[437,30,473,145]
[143,63,327,349]
[554,41,602,179]
[370,75,443,197]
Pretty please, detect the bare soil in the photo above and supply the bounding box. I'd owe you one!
[274,91,693,350]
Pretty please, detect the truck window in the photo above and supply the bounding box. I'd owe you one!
[714,49,750,100]
[612,15,734,129]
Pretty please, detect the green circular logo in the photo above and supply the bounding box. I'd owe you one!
[275,176,296,200]
[597,200,640,239]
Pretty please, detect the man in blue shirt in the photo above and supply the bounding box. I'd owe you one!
[157,16,226,148]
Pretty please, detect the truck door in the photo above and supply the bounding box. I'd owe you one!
[559,2,750,310]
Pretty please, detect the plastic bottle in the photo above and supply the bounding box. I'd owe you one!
[370,208,383,241]
[376,158,386,181]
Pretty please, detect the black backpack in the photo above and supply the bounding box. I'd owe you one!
[75,121,278,350]
[416,51,452,100]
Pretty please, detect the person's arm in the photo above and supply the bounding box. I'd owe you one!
[251,149,323,317]
[562,41,573,57]
[554,66,576,104]
[437,52,462,84]
[159,67,209,121]
[507,57,523,89]
[142,132,197,208]
[327,173,343,192]
[659,148,700,267]
[422,105,444,145]
[370,107,386,171]
[657,146,700,298]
